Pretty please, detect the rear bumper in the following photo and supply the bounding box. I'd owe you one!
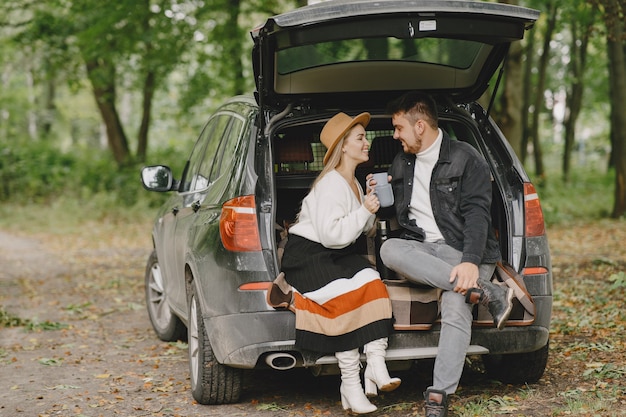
[205,310,550,369]
[205,311,297,368]
[389,324,549,355]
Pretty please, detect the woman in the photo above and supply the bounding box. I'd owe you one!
[270,112,400,414]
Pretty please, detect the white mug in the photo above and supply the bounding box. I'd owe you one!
[368,172,394,208]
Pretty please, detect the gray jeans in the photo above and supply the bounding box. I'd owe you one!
[380,238,496,394]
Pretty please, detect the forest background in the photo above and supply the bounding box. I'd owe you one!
[0,0,624,223]
[1,2,625,416]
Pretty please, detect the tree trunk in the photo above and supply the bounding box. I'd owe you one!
[226,0,245,96]
[521,23,536,165]
[497,40,524,157]
[136,0,155,163]
[26,66,37,140]
[85,58,131,166]
[495,0,524,157]
[562,10,593,182]
[42,77,56,137]
[529,0,557,183]
[42,53,57,138]
[136,70,155,163]
[604,0,626,218]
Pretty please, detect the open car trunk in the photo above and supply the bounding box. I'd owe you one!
[266,100,530,331]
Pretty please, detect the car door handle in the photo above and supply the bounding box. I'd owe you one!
[192,201,201,212]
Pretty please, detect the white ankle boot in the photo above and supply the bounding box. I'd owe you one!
[364,338,401,396]
[335,349,377,414]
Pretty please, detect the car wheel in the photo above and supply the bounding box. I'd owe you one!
[482,340,549,384]
[187,280,243,405]
[144,250,186,342]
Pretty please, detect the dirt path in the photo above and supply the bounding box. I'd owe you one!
[1,220,625,417]
[0,225,348,417]
[0,226,226,417]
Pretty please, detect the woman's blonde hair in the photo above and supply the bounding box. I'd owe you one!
[311,134,346,188]
[292,126,355,224]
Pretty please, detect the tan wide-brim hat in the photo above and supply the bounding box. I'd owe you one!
[321,112,371,165]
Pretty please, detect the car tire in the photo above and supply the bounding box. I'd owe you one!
[482,340,549,384]
[187,279,243,405]
[144,250,186,342]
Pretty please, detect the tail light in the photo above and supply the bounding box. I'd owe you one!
[220,195,262,252]
[524,182,546,237]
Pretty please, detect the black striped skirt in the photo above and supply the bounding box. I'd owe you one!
[281,234,393,353]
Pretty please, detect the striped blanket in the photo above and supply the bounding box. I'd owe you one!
[293,268,393,353]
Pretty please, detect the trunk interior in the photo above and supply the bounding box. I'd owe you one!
[271,114,510,268]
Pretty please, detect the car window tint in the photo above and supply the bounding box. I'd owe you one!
[181,124,212,193]
[277,37,483,75]
[209,114,245,183]
[204,115,247,204]
[192,114,231,192]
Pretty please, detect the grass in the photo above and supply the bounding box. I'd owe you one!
[555,389,618,416]
[528,161,617,225]
[0,193,157,235]
[0,307,68,331]
[451,393,524,416]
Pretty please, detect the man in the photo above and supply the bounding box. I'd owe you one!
[379,91,513,417]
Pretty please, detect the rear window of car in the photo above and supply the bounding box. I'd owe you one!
[276,36,484,75]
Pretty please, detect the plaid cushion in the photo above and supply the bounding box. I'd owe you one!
[384,279,440,330]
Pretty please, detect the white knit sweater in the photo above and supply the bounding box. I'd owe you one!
[289,170,375,249]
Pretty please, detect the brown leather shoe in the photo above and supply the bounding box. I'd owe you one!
[424,389,448,417]
[464,288,484,304]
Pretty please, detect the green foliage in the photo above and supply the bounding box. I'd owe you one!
[533,167,615,225]
[451,394,522,416]
[0,306,67,331]
[0,138,187,208]
[556,387,621,416]
[609,271,626,290]
[0,0,619,226]
[1,140,78,202]
[0,133,616,234]
[583,362,626,380]
[0,307,24,327]
[255,402,289,411]
[378,402,415,412]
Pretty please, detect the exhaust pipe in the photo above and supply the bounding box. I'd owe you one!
[265,353,297,370]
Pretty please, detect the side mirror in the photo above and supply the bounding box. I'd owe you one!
[141,165,175,192]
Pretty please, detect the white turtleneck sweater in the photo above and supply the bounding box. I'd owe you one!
[409,128,445,242]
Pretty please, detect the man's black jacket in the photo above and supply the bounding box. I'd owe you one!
[388,131,502,265]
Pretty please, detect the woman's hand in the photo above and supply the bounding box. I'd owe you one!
[363,186,380,214]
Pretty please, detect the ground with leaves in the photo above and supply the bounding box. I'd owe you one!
[1,219,625,417]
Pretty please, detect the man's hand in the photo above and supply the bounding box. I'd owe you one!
[449,262,479,295]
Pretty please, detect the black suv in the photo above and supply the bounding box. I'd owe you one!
[141,0,551,405]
